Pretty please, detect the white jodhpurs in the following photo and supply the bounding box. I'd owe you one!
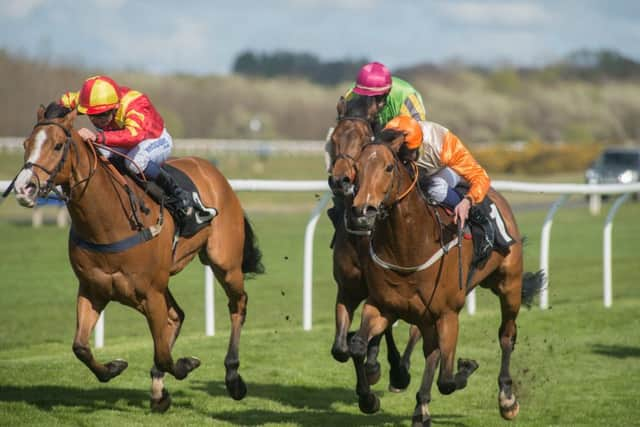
[97,128,173,174]
[425,167,462,203]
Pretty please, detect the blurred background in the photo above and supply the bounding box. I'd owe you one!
[1,0,640,178]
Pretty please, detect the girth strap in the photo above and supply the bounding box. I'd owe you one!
[69,225,161,253]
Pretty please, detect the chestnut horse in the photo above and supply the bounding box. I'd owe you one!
[346,132,543,425]
[11,105,264,412]
[327,95,420,391]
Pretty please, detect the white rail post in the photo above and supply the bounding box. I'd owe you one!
[303,192,332,331]
[603,193,630,308]
[539,194,569,310]
[205,266,215,336]
[95,311,104,349]
[466,289,476,315]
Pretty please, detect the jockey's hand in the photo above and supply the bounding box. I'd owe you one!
[454,197,472,228]
[78,128,97,143]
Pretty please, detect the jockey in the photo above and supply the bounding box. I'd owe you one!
[384,115,496,260]
[325,62,427,232]
[344,61,427,130]
[59,75,193,216]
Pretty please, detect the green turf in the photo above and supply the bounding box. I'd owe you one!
[1,191,639,425]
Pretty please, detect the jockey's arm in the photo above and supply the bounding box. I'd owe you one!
[440,131,490,206]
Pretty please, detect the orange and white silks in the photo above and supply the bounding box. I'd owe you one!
[59,87,165,150]
[416,121,490,205]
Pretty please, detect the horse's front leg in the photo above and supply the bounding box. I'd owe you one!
[145,289,200,381]
[435,311,479,396]
[386,325,413,392]
[349,302,392,414]
[149,290,186,413]
[412,324,439,427]
[72,284,128,382]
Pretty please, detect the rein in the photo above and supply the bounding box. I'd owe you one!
[365,144,456,273]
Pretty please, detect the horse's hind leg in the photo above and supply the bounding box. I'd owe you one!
[495,270,523,420]
[384,327,411,392]
[72,284,128,382]
[213,265,249,401]
[150,290,185,413]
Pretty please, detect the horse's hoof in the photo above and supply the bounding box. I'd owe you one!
[358,393,380,414]
[150,388,172,413]
[226,375,247,400]
[500,398,520,420]
[411,415,432,427]
[98,359,128,382]
[174,357,201,380]
[365,362,381,385]
[331,345,350,363]
[389,365,411,392]
[458,358,479,375]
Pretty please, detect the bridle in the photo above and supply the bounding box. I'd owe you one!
[331,116,375,170]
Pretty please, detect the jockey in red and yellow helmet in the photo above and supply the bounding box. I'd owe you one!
[58,75,193,216]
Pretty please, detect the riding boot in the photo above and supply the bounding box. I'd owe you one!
[468,199,495,264]
[327,196,345,249]
[155,168,194,217]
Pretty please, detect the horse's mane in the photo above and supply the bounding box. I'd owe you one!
[44,102,71,119]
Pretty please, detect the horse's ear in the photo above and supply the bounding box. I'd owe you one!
[62,108,78,129]
[336,96,346,119]
[390,132,407,153]
[37,105,45,122]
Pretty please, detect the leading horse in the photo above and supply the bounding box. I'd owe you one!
[346,131,543,426]
[11,104,264,412]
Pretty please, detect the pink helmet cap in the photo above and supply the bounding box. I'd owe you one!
[353,62,392,96]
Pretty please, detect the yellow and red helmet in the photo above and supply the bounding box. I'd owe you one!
[77,75,120,115]
[384,115,423,149]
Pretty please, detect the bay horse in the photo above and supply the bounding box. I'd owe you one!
[327,95,420,390]
[10,104,264,412]
[346,131,543,425]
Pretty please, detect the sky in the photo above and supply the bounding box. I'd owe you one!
[1,0,639,76]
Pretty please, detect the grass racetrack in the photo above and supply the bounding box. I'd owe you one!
[1,168,639,425]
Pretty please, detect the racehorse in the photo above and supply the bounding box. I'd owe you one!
[10,104,264,412]
[346,131,543,425]
[327,95,420,390]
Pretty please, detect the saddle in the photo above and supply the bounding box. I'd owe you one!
[108,158,217,238]
[417,174,515,267]
[140,164,217,238]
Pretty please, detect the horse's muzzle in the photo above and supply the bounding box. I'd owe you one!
[328,174,355,197]
[13,169,38,208]
[350,204,377,230]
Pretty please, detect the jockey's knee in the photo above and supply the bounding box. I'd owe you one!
[427,177,448,203]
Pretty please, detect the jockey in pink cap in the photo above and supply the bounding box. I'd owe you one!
[346,61,427,129]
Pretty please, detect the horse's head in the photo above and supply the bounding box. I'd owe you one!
[350,129,415,231]
[14,103,78,207]
[327,95,378,196]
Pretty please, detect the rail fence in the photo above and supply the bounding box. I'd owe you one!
[2,173,640,348]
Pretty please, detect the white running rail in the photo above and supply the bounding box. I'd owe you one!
[2,179,640,347]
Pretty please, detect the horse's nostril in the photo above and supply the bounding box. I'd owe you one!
[341,176,351,185]
[364,205,378,217]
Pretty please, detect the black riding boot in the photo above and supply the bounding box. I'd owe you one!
[155,169,194,217]
[468,200,495,264]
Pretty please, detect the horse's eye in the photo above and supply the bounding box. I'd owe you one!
[54,143,63,151]
[385,164,394,173]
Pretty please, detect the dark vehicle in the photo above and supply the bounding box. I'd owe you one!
[585,147,640,200]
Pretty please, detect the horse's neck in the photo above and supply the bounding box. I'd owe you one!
[374,174,439,262]
[65,140,140,239]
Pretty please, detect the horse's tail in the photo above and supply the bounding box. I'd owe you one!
[521,270,545,308]
[242,214,265,277]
